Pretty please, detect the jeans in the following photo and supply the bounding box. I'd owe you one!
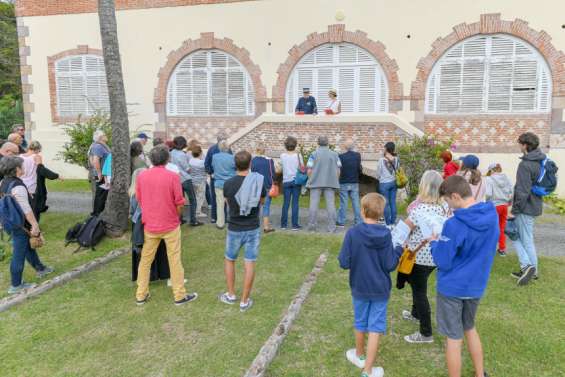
[408,264,436,337]
[225,228,262,262]
[378,180,397,225]
[181,179,197,223]
[309,188,337,233]
[210,178,217,221]
[281,182,301,228]
[337,183,361,225]
[9,228,46,287]
[513,213,538,272]
[262,195,272,218]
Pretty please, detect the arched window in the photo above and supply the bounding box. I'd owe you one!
[426,34,551,114]
[285,43,388,113]
[166,50,255,116]
[55,55,109,117]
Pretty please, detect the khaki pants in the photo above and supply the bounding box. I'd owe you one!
[215,187,226,228]
[193,181,207,216]
[136,226,186,301]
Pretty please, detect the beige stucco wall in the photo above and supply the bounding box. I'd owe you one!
[21,0,565,195]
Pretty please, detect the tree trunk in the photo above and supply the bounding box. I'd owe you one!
[98,0,130,237]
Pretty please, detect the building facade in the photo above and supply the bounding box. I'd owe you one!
[14,0,565,194]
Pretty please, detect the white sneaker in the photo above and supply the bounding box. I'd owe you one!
[167,278,188,287]
[401,310,419,322]
[346,349,365,368]
[370,366,384,377]
[404,331,433,344]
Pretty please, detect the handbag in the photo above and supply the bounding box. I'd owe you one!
[267,159,280,198]
[293,153,308,186]
[390,159,408,189]
[505,217,519,241]
[397,240,428,275]
[29,231,45,249]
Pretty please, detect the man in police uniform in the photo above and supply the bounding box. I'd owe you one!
[295,88,318,114]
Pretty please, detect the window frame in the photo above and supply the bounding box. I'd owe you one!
[285,43,389,114]
[166,49,255,117]
[425,34,552,115]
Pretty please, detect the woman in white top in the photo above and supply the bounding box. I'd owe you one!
[280,136,303,230]
[402,170,448,344]
[325,89,341,115]
[458,155,486,202]
[20,141,42,195]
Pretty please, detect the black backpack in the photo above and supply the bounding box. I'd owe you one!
[531,158,558,197]
[65,215,105,252]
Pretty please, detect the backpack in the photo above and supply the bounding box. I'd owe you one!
[531,158,558,197]
[0,181,25,233]
[65,215,105,252]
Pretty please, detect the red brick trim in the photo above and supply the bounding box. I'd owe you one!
[410,13,565,109]
[15,0,260,17]
[271,24,403,114]
[47,45,103,124]
[153,32,267,126]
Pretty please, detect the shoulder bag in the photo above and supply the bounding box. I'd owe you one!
[294,153,308,186]
[268,159,280,198]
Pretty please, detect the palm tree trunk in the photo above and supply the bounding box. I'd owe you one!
[98,0,130,237]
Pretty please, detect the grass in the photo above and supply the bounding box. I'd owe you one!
[46,179,90,193]
[0,212,129,297]
[266,252,565,377]
[0,225,342,377]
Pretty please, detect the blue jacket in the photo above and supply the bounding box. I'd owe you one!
[204,143,220,175]
[339,151,362,184]
[338,223,403,300]
[212,152,236,189]
[251,156,275,189]
[295,96,318,114]
[431,201,499,299]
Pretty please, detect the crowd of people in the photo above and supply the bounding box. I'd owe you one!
[0,120,551,376]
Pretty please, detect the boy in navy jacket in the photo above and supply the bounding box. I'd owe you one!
[431,175,499,377]
[338,193,403,377]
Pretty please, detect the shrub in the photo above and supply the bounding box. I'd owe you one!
[544,194,565,215]
[0,95,23,139]
[397,135,454,201]
[57,114,112,170]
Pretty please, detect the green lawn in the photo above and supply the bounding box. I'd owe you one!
[46,178,90,193]
[266,252,565,377]
[0,225,342,377]
[0,212,129,297]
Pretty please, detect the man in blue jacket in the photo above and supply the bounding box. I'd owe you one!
[205,132,230,223]
[295,88,318,114]
[431,175,498,377]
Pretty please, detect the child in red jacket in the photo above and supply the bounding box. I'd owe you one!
[441,150,459,179]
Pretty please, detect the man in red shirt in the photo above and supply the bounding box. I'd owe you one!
[135,145,198,306]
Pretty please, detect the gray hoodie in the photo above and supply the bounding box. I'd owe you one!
[486,173,513,206]
[512,149,545,217]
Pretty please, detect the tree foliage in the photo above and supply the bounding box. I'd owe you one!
[57,114,112,170]
[397,135,454,201]
[0,2,21,99]
[0,94,22,138]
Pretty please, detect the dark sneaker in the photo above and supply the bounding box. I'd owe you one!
[136,293,150,306]
[219,292,237,305]
[175,293,198,306]
[517,265,535,286]
[240,298,254,312]
[37,266,54,279]
[190,221,204,227]
[533,275,539,280]
[511,270,523,279]
[7,282,37,295]
[291,225,302,231]
[336,223,345,228]
[404,331,434,344]
[497,249,507,257]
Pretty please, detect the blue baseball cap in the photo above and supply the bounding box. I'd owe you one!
[461,155,480,170]
[137,132,150,140]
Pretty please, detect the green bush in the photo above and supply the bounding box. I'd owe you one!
[57,114,112,170]
[544,193,565,215]
[397,135,454,201]
[0,95,23,139]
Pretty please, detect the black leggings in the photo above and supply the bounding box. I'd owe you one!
[182,179,197,224]
[408,264,436,337]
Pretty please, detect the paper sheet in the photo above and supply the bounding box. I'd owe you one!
[391,220,411,248]
[419,213,447,239]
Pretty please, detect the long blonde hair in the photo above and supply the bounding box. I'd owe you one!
[129,168,147,197]
[418,170,444,204]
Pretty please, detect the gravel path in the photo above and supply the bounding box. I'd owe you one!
[47,192,565,257]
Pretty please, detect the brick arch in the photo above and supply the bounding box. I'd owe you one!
[153,32,267,124]
[47,45,103,124]
[271,24,403,114]
[410,13,565,110]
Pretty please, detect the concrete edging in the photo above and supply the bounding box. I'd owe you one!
[244,251,329,377]
[0,247,129,313]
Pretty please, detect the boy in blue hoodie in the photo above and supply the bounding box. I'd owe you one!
[338,193,403,377]
[431,175,499,377]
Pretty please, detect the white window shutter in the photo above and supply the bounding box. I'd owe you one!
[285,43,389,114]
[426,34,552,114]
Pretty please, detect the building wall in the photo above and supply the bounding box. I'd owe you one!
[16,0,565,195]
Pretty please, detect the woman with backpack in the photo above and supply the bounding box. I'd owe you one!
[376,142,399,225]
[0,156,53,295]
